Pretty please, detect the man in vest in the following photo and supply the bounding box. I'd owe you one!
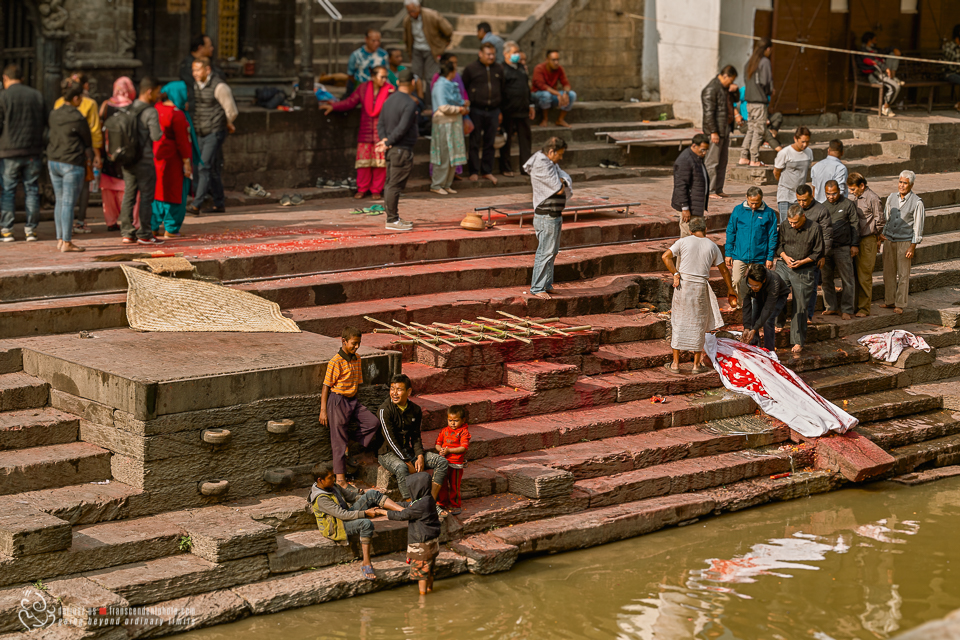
[186,57,237,217]
[881,170,925,313]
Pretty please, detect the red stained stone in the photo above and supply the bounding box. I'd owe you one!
[815,431,896,482]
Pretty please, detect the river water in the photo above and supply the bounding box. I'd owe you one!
[176,477,960,640]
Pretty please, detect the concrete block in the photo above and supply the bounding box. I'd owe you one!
[499,464,575,499]
[504,361,580,391]
[815,431,895,482]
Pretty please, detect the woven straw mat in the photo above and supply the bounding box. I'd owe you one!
[134,256,195,274]
[121,264,300,333]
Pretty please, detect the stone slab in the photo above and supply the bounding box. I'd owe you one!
[447,534,519,574]
[229,551,466,616]
[558,310,666,344]
[457,492,591,536]
[48,391,115,430]
[229,493,314,533]
[838,389,942,424]
[0,515,181,588]
[0,584,31,633]
[815,431,896,482]
[499,464,575,499]
[10,481,143,526]
[45,577,129,630]
[84,554,270,606]
[874,347,937,369]
[157,507,278,563]
[18,329,396,420]
[492,493,715,556]
[402,362,505,395]
[0,345,22,376]
[0,409,79,452]
[704,469,846,512]
[0,373,47,413]
[124,589,250,639]
[267,530,353,573]
[891,465,960,485]
[503,361,579,391]
[890,432,960,475]
[856,410,960,449]
[910,377,960,410]
[0,502,72,557]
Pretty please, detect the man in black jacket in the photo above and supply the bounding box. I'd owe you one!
[376,69,419,231]
[820,180,860,319]
[0,64,46,243]
[498,41,534,177]
[671,133,710,237]
[741,263,789,351]
[462,42,504,184]
[701,65,738,199]
[377,374,449,505]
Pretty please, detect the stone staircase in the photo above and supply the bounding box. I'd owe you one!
[4,175,960,635]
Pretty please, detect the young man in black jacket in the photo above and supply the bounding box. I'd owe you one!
[671,133,710,237]
[740,263,789,351]
[0,64,46,243]
[377,374,449,508]
[498,41,534,177]
[462,42,504,184]
[700,65,738,199]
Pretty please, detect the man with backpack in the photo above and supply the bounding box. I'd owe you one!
[108,76,164,245]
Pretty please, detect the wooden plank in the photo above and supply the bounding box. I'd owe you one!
[605,128,702,145]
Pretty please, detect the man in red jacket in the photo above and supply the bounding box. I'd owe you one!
[532,50,577,128]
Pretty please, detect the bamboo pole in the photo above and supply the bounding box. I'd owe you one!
[364,316,444,352]
[463,320,533,344]
[478,316,552,337]
[395,319,458,348]
[411,321,480,344]
[434,322,505,343]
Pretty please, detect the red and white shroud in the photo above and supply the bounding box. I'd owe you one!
[703,335,858,438]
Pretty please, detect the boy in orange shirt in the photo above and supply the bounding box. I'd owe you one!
[435,404,471,515]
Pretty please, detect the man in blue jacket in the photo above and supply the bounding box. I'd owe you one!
[724,186,779,309]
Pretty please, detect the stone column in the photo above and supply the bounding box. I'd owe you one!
[299,0,317,106]
[206,0,219,56]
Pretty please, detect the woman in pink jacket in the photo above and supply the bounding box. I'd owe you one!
[323,66,395,200]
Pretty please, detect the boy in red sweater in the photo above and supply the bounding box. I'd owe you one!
[435,405,470,515]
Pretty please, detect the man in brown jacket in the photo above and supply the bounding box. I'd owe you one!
[403,0,452,108]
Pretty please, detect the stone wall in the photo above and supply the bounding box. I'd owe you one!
[62,0,141,99]
[222,107,362,191]
[516,0,645,102]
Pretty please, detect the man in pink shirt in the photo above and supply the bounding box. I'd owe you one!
[532,50,576,128]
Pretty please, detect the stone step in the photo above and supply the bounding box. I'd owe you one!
[0,344,21,375]
[0,442,112,496]
[459,418,790,501]
[0,407,79,451]
[727,154,916,186]
[889,431,960,475]
[0,514,183,588]
[484,469,842,559]
[0,372,48,412]
[858,409,960,450]
[238,237,677,310]
[0,479,144,526]
[728,139,886,164]
[84,553,270,606]
[840,388,943,424]
[290,272,643,338]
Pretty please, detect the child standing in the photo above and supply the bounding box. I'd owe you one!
[435,405,471,515]
[320,326,381,489]
[387,472,442,595]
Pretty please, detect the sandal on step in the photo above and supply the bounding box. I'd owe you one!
[361,565,376,581]
[663,363,682,374]
[691,365,712,375]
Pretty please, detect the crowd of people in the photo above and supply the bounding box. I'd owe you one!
[0,33,236,251]
[668,31,931,361]
[326,0,577,230]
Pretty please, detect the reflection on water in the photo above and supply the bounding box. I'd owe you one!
[176,477,960,640]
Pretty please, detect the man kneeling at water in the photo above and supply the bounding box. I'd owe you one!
[310,462,405,581]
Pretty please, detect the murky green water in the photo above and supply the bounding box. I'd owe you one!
[177,477,960,640]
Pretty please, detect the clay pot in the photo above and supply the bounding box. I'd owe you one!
[198,479,230,496]
[266,419,295,434]
[460,213,485,231]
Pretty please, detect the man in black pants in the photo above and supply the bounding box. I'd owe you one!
[740,263,789,351]
[499,41,533,177]
[376,68,418,231]
[462,42,504,185]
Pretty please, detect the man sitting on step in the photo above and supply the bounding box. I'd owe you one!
[377,374,450,517]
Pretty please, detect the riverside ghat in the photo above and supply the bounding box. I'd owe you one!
[4,116,960,638]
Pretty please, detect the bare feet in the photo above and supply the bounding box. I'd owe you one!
[737,159,750,165]
[555,116,571,128]
[468,174,479,182]
[539,119,550,127]
[481,174,498,185]
[501,171,515,178]
[894,307,904,314]
[371,192,383,201]
[709,192,728,200]
[841,313,852,320]
[530,291,550,299]
[61,241,84,252]
[855,312,868,317]
[879,303,895,309]
[749,161,764,167]
[791,344,803,354]
[822,310,838,316]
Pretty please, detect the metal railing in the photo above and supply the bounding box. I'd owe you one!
[317,0,342,76]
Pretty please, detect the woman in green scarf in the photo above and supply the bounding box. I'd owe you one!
[152,81,201,237]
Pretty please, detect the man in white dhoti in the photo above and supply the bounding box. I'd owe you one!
[661,216,737,373]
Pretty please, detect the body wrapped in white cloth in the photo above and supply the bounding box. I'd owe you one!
[704,335,858,438]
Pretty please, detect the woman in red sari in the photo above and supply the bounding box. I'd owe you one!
[322,65,394,200]
[151,83,193,238]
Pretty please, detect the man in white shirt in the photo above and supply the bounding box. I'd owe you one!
[773,126,813,222]
[525,137,571,299]
[811,139,847,202]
